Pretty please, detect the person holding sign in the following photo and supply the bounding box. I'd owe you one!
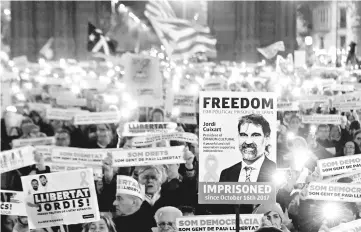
[219,114,276,182]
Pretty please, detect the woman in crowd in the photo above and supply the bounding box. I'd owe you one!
[87,124,117,149]
[82,215,117,232]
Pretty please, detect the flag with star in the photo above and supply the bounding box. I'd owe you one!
[87,22,117,55]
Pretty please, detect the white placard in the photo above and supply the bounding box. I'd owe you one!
[21,169,100,229]
[123,54,163,107]
[0,190,27,216]
[56,97,87,107]
[307,182,361,202]
[176,214,263,232]
[0,146,36,173]
[165,90,197,124]
[51,147,106,166]
[111,146,185,167]
[317,154,361,177]
[302,115,342,124]
[12,137,55,148]
[122,122,177,137]
[294,50,306,68]
[46,108,87,121]
[132,132,198,147]
[277,101,299,111]
[73,111,120,125]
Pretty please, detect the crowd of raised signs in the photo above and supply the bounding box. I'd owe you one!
[1,55,361,232]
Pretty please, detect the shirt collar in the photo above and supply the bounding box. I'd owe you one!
[241,155,265,170]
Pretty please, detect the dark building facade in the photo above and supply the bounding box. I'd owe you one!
[208,1,298,62]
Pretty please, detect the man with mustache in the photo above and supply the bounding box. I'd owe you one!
[219,114,276,183]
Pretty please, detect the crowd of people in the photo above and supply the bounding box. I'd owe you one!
[1,66,361,232]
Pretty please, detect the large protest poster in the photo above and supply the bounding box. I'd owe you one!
[12,137,55,148]
[122,122,177,137]
[21,169,99,229]
[176,214,263,232]
[198,91,277,204]
[111,145,185,167]
[317,154,361,177]
[123,54,163,107]
[165,90,197,124]
[0,146,35,174]
[307,182,361,202]
[0,190,27,216]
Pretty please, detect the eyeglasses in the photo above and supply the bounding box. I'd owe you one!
[158,222,176,228]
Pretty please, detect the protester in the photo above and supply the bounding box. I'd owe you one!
[153,206,182,232]
[81,215,117,232]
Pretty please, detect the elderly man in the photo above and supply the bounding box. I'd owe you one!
[112,175,154,232]
[153,206,183,232]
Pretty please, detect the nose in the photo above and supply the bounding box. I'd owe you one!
[113,200,118,206]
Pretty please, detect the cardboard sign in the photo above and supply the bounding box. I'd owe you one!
[0,190,27,216]
[317,154,361,177]
[111,146,185,167]
[21,169,100,229]
[123,54,163,107]
[46,108,87,121]
[73,111,120,125]
[131,132,198,147]
[307,182,361,202]
[198,91,277,204]
[12,137,55,148]
[165,91,197,124]
[323,171,361,183]
[51,147,106,166]
[277,101,299,111]
[0,146,36,173]
[122,122,177,137]
[56,97,87,107]
[302,115,342,124]
[176,214,263,232]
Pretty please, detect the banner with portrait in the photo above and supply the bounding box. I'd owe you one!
[21,169,99,229]
[198,91,277,204]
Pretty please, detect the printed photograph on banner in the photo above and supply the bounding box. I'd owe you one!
[165,90,197,124]
[21,168,100,229]
[0,190,27,216]
[199,91,277,204]
[307,182,361,202]
[0,146,36,174]
[51,147,106,166]
[317,154,361,177]
[111,145,185,167]
[123,54,163,107]
[12,137,55,148]
[176,214,263,232]
[122,122,177,137]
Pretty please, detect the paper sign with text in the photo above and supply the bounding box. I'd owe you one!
[199,91,277,204]
[0,190,27,216]
[307,182,361,202]
[49,162,87,172]
[21,169,99,229]
[123,54,163,107]
[277,101,299,111]
[74,111,120,125]
[302,115,342,124]
[165,91,197,124]
[46,108,87,121]
[51,147,106,166]
[132,132,198,147]
[34,146,53,162]
[176,214,263,232]
[56,97,87,107]
[0,146,35,174]
[122,122,177,136]
[323,171,361,183]
[329,219,361,232]
[111,146,185,167]
[330,84,355,92]
[12,137,55,148]
[317,154,361,177]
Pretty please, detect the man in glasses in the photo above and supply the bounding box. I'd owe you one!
[219,114,276,183]
[154,206,182,232]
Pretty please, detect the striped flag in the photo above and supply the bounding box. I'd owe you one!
[257,41,285,59]
[145,0,217,61]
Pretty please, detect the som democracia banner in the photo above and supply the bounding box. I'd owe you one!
[21,168,99,229]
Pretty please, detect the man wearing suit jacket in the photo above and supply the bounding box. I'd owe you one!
[219,114,276,183]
